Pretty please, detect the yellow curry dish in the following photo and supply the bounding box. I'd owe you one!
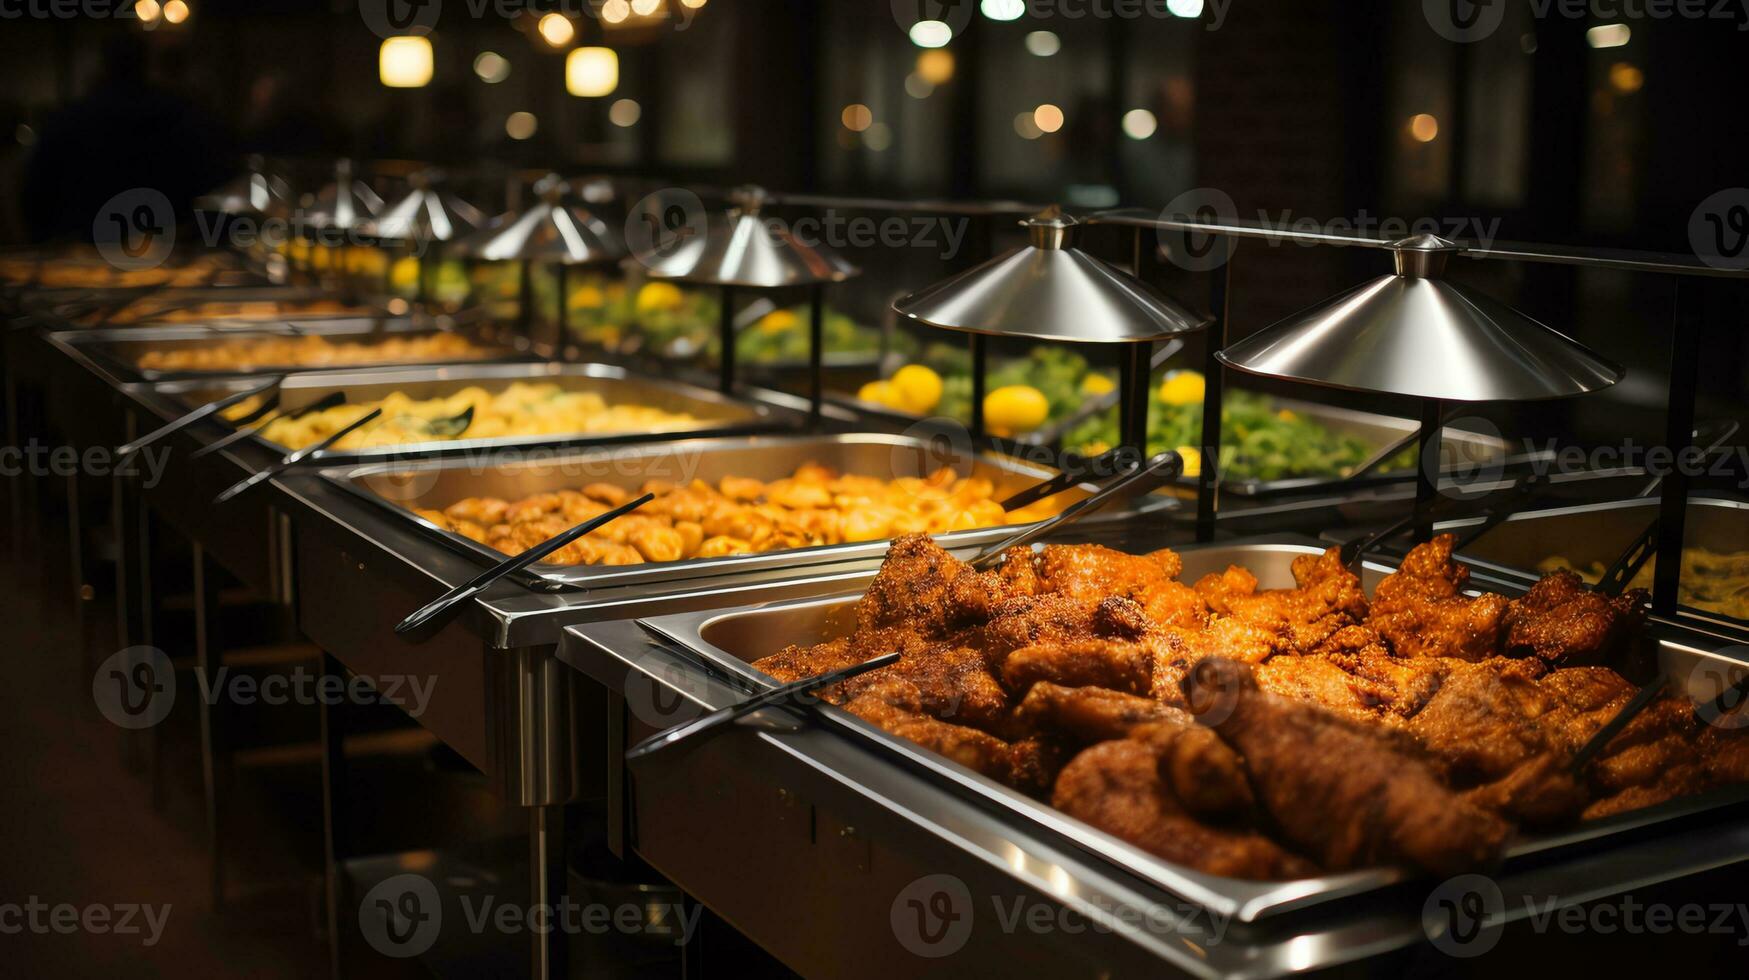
[413,463,1068,567]
[224,381,703,451]
[136,332,489,373]
[1538,548,1749,621]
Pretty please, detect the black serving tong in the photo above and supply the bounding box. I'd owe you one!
[395,492,656,638]
[190,390,344,460]
[997,445,1134,512]
[212,407,383,504]
[114,374,285,460]
[624,651,902,763]
[1571,668,1749,774]
[971,450,1184,572]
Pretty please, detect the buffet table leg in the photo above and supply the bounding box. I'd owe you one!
[320,651,351,980]
[529,803,569,980]
[194,542,225,908]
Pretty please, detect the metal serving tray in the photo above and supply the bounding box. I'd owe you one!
[33,285,374,328]
[55,319,528,381]
[832,394,1530,498]
[140,361,787,464]
[320,432,1167,591]
[1446,495,1749,635]
[634,539,1749,924]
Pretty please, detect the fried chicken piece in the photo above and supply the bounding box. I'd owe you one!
[843,680,1016,784]
[1254,655,1399,726]
[856,534,973,637]
[1370,534,1510,660]
[1183,657,1510,876]
[1503,570,1649,669]
[843,643,1011,731]
[1052,739,1316,880]
[1036,544,1179,605]
[1003,640,1154,697]
[1132,720,1257,820]
[754,636,860,684]
[1011,682,1185,743]
[1192,547,1368,655]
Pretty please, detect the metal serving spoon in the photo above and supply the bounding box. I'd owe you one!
[114,374,285,459]
[212,406,383,504]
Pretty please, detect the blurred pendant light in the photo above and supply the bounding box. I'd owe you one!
[300,159,383,283]
[638,185,860,420]
[566,47,619,97]
[893,209,1207,451]
[379,35,434,88]
[360,170,485,310]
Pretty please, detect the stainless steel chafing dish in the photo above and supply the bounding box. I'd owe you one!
[135,361,793,463]
[318,432,1172,592]
[52,319,529,381]
[624,540,1749,925]
[1443,496,1749,636]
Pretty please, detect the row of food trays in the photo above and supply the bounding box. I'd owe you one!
[14,259,1749,931]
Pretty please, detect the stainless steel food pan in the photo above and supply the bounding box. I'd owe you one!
[634,539,1749,924]
[139,361,789,464]
[319,432,1171,591]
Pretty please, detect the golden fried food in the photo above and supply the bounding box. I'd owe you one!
[95,298,362,326]
[752,532,1749,881]
[136,332,488,372]
[232,381,701,451]
[419,464,1066,570]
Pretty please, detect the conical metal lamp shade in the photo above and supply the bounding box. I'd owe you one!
[196,156,291,217]
[892,211,1206,342]
[639,186,858,287]
[1217,235,1623,401]
[304,160,383,231]
[455,175,623,264]
[365,172,486,243]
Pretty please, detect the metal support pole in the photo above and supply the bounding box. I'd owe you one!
[320,652,351,979]
[808,284,825,424]
[1414,398,1445,542]
[517,259,534,345]
[1195,263,1231,542]
[556,262,569,358]
[194,542,225,908]
[530,804,570,980]
[1654,277,1703,614]
[969,333,988,441]
[1118,341,1151,456]
[719,285,737,395]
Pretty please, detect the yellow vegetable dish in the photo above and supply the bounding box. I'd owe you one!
[1538,548,1749,621]
[233,381,702,451]
[415,463,1067,567]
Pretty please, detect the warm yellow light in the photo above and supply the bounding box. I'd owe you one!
[474,51,510,83]
[840,103,873,132]
[538,13,575,47]
[134,0,161,22]
[909,20,952,47]
[1122,108,1157,140]
[1033,103,1064,134]
[1408,113,1439,142]
[601,0,630,24]
[162,0,188,23]
[1609,61,1644,93]
[609,98,642,127]
[1587,23,1630,48]
[1013,112,1042,140]
[680,0,707,7]
[916,49,955,85]
[506,112,538,140]
[379,36,434,89]
[631,0,660,14]
[565,47,619,97]
[863,122,892,152]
